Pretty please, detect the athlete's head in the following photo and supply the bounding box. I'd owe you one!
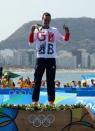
[42,12,51,28]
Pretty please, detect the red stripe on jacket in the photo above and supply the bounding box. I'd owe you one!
[28,32,34,43]
[64,33,70,41]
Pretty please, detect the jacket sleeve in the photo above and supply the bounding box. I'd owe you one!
[28,32,34,45]
[55,29,70,43]
[63,32,70,41]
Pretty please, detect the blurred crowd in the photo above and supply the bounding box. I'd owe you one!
[0,66,95,88]
[0,74,61,89]
[63,79,95,88]
[0,75,95,89]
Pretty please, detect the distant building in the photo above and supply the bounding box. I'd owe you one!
[81,51,89,68]
[13,50,23,66]
[90,54,95,68]
[0,49,14,66]
[56,51,77,69]
[26,49,36,67]
[0,54,4,66]
[13,50,28,67]
[72,50,82,68]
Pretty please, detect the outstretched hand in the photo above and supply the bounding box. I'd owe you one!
[31,24,42,32]
[31,25,36,32]
[63,24,70,34]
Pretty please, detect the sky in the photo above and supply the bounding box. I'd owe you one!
[0,0,95,41]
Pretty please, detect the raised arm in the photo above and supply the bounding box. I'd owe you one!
[63,26,70,41]
[28,25,36,45]
[55,26,70,43]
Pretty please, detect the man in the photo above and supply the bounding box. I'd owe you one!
[28,12,70,106]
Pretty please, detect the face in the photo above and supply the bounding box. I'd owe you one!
[42,15,51,28]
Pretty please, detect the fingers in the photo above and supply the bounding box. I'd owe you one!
[63,25,70,33]
[31,25,36,32]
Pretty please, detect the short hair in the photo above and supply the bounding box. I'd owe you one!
[42,12,51,19]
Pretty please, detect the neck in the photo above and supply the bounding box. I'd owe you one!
[42,25,49,29]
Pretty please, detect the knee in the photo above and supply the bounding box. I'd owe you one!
[47,80,55,86]
[34,80,41,86]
